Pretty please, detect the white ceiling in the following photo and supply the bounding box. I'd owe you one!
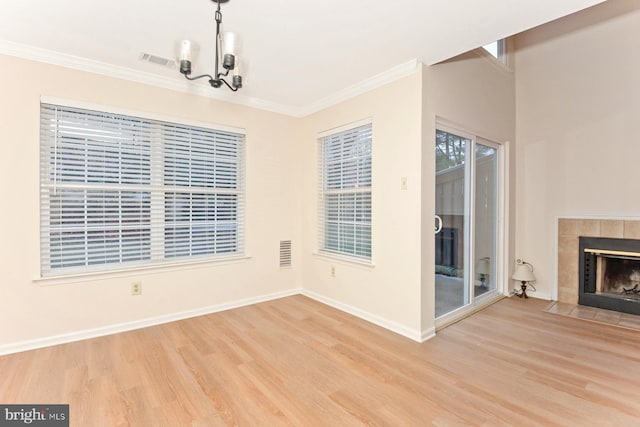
[0,0,606,116]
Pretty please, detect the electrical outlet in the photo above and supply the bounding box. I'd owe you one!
[331,266,336,277]
[131,281,142,296]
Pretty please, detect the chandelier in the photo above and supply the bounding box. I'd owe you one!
[179,0,243,91]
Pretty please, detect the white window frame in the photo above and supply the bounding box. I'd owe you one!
[317,119,372,263]
[39,101,245,278]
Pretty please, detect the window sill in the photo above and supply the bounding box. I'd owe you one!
[312,252,375,269]
[33,255,252,286]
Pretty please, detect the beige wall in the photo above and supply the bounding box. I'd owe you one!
[515,0,640,300]
[0,32,518,349]
[423,51,516,325]
[0,54,304,348]
[300,71,426,340]
[297,53,515,339]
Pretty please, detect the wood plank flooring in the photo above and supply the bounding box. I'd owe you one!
[1,295,640,426]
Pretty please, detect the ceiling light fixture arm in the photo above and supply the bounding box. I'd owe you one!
[183,72,215,82]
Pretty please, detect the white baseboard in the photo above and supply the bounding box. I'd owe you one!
[509,288,553,301]
[0,289,301,356]
[300,289,431,343]
[421,327,436,342]
[0,287,442,355]
[529,292,553,301]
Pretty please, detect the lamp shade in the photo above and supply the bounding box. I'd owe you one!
[223,32,238,56]
[512,264,536,282]
[476,258,491,275]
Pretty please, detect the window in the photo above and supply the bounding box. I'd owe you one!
[482,41,500,59]
[40,103,244,277]
[318,122,372,260]
[482,39,509,67]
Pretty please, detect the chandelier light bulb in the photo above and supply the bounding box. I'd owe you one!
[232,57,242,88]
[223,32,237,56]
[180,40,192,62]
[232,57,241,76]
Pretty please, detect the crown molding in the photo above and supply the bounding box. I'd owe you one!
[299,58,420,117]
[0,40,301,116]
[0,40,420,118]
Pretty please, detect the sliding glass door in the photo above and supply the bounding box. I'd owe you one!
[435,130,470,317]
[435,127,500,320]
[474,142,498,296]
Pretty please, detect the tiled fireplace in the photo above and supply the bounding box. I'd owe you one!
[557,219,640,305]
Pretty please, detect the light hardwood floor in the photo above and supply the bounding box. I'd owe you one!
[1,296,640,426]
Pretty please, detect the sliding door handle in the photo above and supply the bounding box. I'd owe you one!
[435,215,443,234]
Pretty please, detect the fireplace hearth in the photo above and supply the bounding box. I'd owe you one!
[579,236,640,315]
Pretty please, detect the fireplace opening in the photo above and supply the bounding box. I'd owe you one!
[579,236,640,315]
[598,256,640,297]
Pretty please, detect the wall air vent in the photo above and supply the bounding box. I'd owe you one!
[279,240,292,268]
[138,53,176,69]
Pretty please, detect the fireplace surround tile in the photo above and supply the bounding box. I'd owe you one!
[594,309,622,324]
[577,219,601,237]
[558,236,578,270]
[545,302,640,332]
[558,219,579,237]
[572,305,598,320]
[600,220,624,238]
[623,221,640,239]
[557,218,640,304]
[558,287,579,304]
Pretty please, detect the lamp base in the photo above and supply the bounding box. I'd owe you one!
[518,281,529,299]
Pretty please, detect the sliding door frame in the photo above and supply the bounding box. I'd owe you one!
[435,122,507,329]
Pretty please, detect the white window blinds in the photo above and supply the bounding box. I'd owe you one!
[318,123,372,260]
[40,103,244,277]
[163,123,243,258]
